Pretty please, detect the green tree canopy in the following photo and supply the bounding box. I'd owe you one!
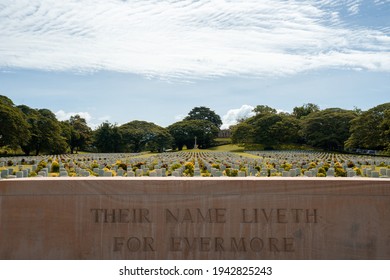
[232,112,301,148]
[252,105,277,116]
[0,96,30,149]
[231,122,254,145]
[301,108,356,150]
[65,115,92,153]
[93,122,122,153]
[168,119,219,150]
[292,103,320,119]
[184,106,222,128]
[345,102,390,151]
[18,106,67,155]
[119,120,173,152]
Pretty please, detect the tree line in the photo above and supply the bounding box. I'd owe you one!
[231,103,390,154]
[0,95,389,155]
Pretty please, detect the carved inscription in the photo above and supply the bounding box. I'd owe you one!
[241,208,318,224]
[90,207,319,254]
[165,208,227,223]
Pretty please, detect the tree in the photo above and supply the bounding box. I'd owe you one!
[301,108,356,151]
[253,105,277,116]
[292,103,320,119]
[120,121,173,152]
[231,123,254,145]
[231,111,302,148]
[66,115,92,153]
[17,105,40,155]
[381,109,390,153]
[184,106,222,128]
[345,102,390,151]
[18,106,67,155]
[168,120,219,150]
[93,122,122,153]
[250,114,284,147]
[269,116,302,144]
[0,96,30,150]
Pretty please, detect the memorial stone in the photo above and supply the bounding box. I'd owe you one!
[22,170,28,178]
[155,169,162,177]
[1,170,9,178]
[304,170,313,177]
[371,171,379,178]
[1,178,390,260]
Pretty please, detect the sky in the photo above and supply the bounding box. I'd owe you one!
[0,0,389,129]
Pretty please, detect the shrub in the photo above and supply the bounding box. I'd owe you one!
[335,168,347,177]
[211,163,220,169]
[281,163,292,171]
[170,163,182,171]
[225,168,238,177]
[354,167,362,176]
[184,162,194,176]
[323,163,330,171]
[117,163,127,171]
[317,167,326,176]
[36,160,47,173]
[51,161,60,173]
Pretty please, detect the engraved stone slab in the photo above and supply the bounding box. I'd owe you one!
[0,178,390,260]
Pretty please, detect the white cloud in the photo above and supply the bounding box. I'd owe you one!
[221,105,255,129]
[346,0,362,15]
[55,110,101,129]
[0,0,389,79]
[55,110,91,122]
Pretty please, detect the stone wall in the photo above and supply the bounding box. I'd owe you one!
[0,178,389,259]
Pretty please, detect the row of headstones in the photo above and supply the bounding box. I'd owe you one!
[247,151,390,167]
[1,168,30,178]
